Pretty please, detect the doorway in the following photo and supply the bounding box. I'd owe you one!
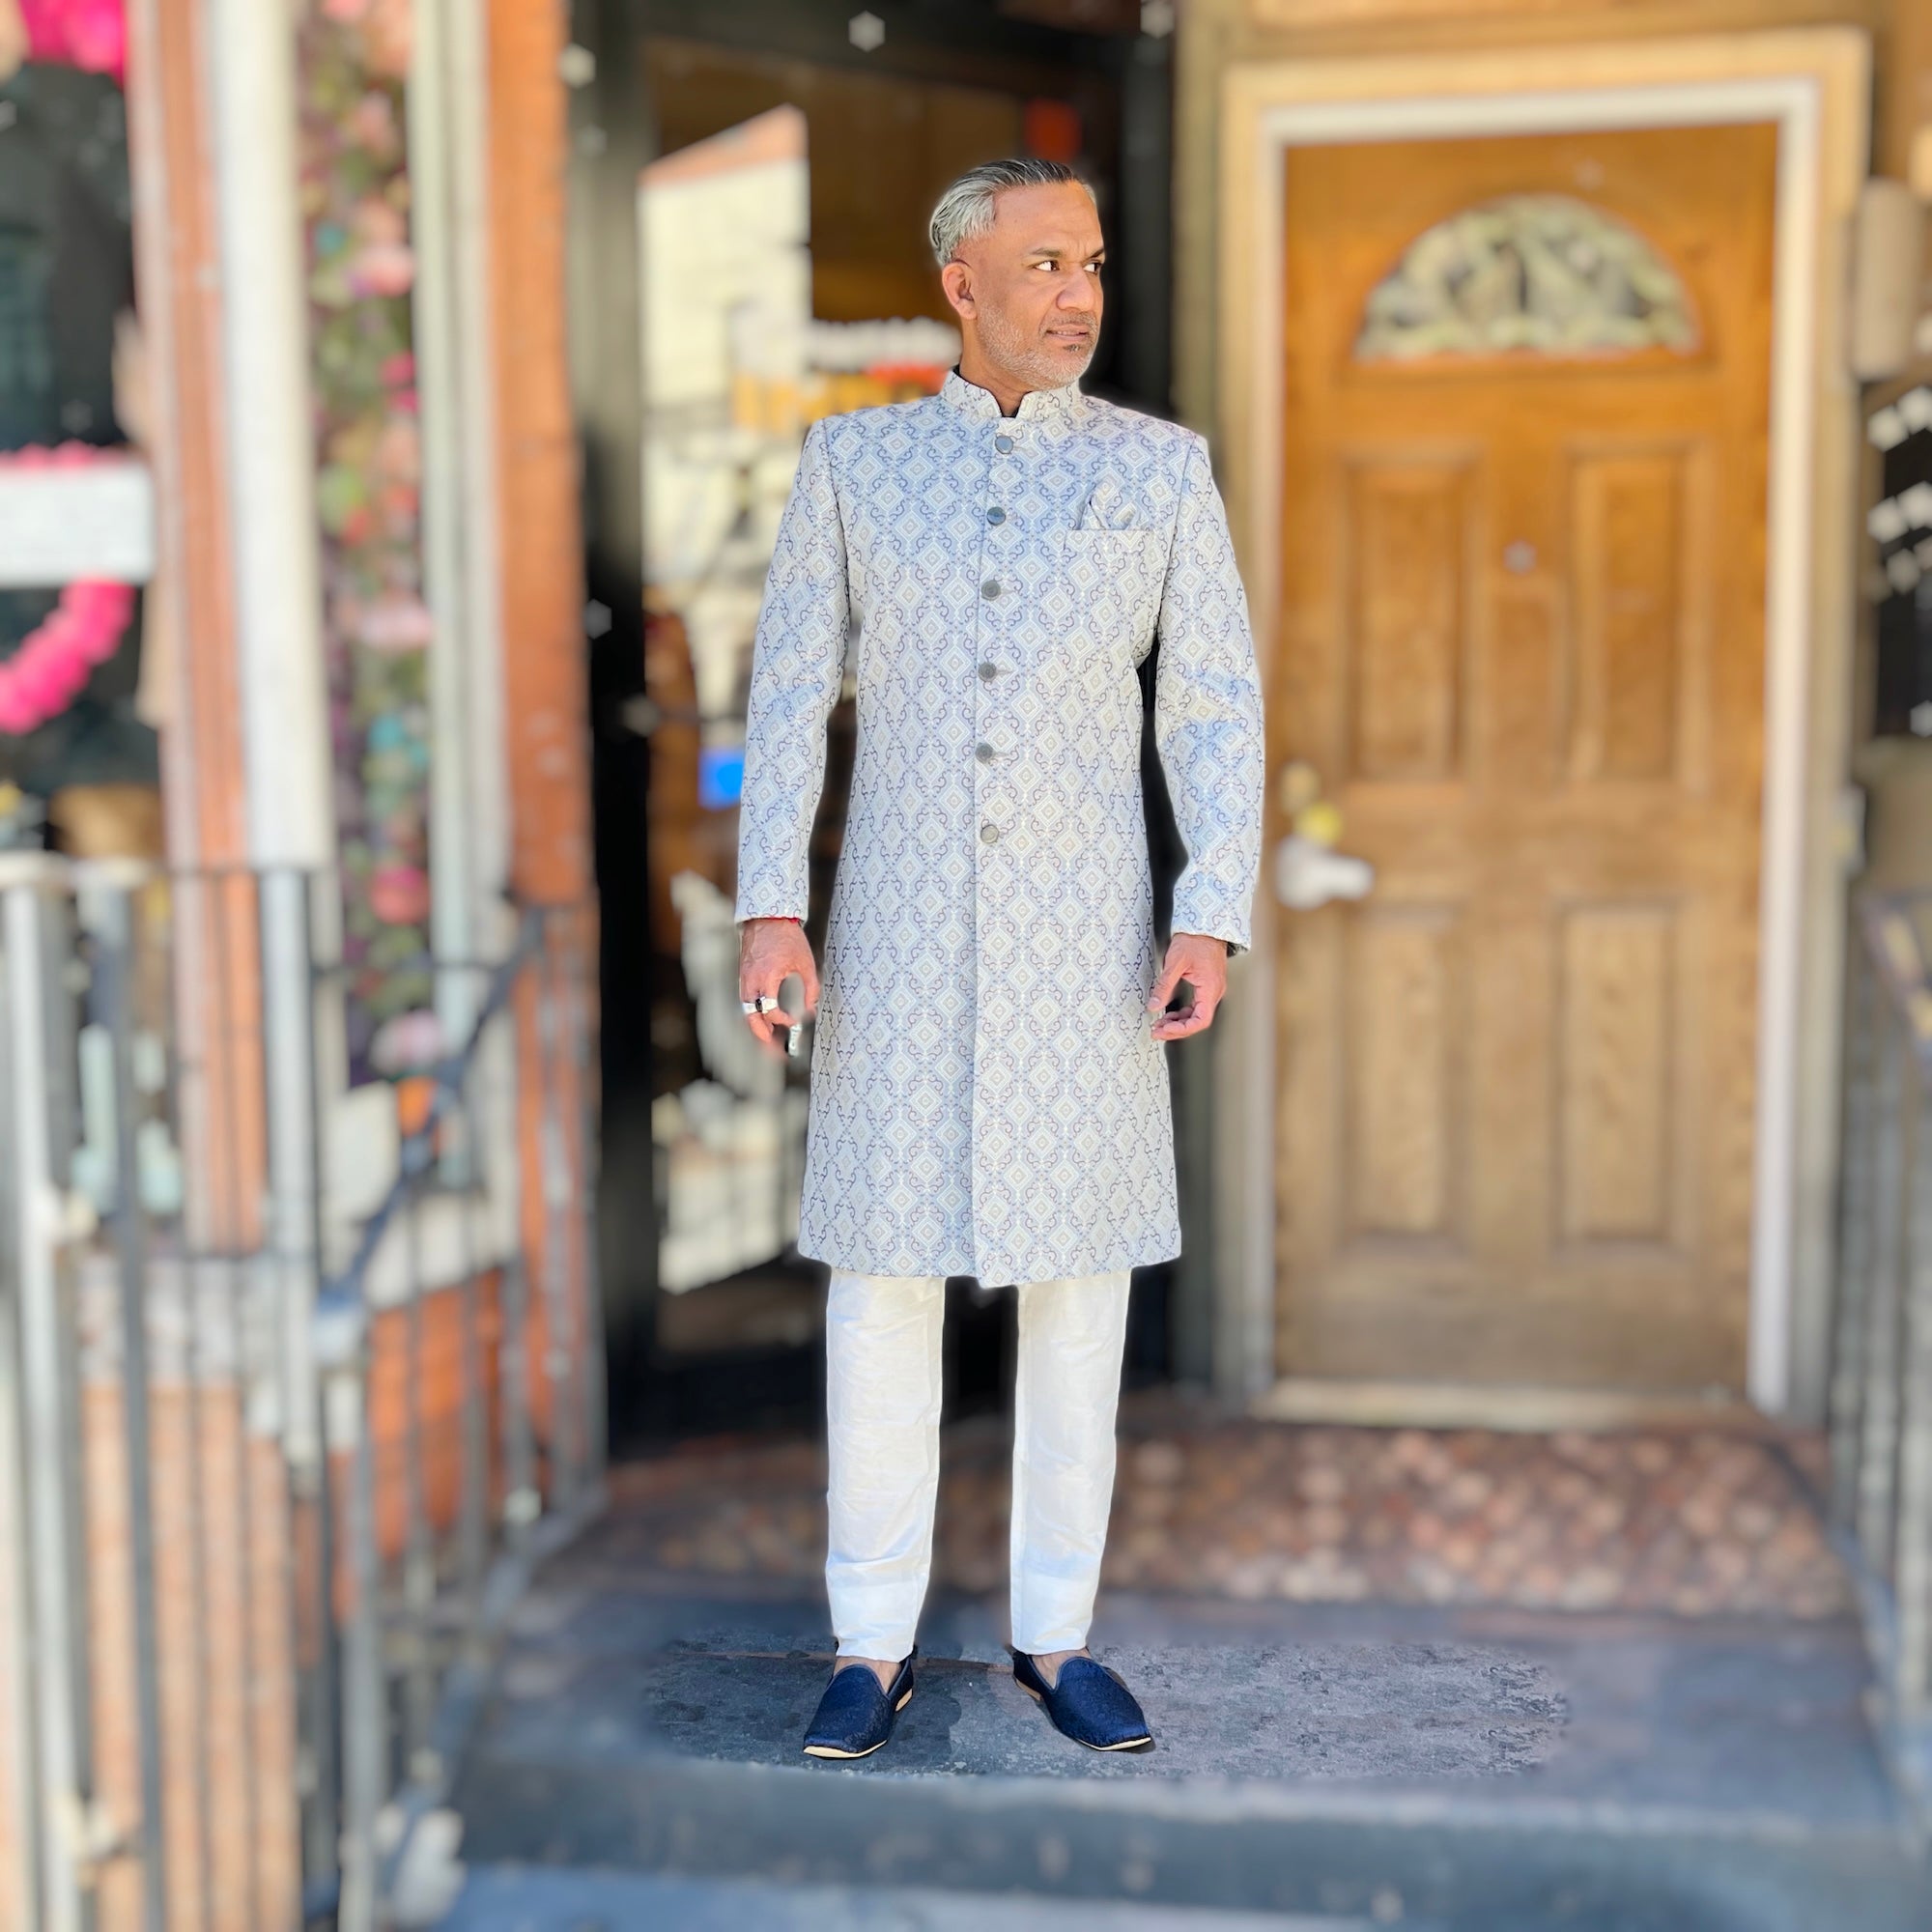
[1272,122,1777,1398]
[570,0,1180,1443]
[1211,36,1870,1420]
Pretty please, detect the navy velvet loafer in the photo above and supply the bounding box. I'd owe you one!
[801,1650,917,1760]
[1012,1650,1153,1752]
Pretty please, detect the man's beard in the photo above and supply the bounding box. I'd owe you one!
[976,298,1099,390]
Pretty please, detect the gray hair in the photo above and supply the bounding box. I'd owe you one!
[928,158,1094,268]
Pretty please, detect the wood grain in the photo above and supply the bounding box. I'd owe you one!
[1273,121,1776,1394]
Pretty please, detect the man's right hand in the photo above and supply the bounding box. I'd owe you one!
[739,917,820,1054]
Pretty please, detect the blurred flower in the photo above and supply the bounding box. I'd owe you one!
[375,416,420,484]
[369,1008,443,1076]
[362,0,411,77]
[355,195,407,246]
[369,865,431,927]
[317,464,369,535]
[349,241,414,298]
[358,592,434,653]
[349,88,399,156]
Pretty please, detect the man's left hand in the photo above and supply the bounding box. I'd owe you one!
[1147,932,1230,1041]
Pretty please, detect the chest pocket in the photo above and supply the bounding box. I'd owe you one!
[1061,528,1167,666]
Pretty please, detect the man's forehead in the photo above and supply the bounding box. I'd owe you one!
[986,182,1104,253]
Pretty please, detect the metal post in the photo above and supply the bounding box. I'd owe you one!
[487,997,537,1548]
[195,871,265,1924]
[1859,1009,1908,1574]
[3,872,87,1932]
[0,909,43,1932]
[1831,940,1878,1525]
[238,862,341,1927]
[572,915,610,1489]
[536,927,580,1508]
[1894,1085,1932,1714]
[456,1041,490,1606]
[92,875,171,1931]
[402,1170,437,1776]
[333,1352,384,1932]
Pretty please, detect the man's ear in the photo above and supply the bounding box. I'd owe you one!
[939,260,976,320]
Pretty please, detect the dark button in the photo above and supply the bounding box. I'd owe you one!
[978,661,1000,681]
[975,742,995,762]
[986,507,1006,526]
[981,579,1001,600]
[980,823,1001,844]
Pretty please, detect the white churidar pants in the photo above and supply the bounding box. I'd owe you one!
[824,1267,1132,1662]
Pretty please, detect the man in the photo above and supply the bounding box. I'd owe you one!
[736,157,1264,1760]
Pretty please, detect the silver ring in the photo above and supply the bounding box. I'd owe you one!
[741,995,779,1016]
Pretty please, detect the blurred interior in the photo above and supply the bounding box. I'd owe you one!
[577,2,1189,1444]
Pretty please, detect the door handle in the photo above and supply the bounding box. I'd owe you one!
[1273,759,1376,911]
[1275,834,1375,911]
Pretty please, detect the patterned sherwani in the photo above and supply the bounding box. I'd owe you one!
[735,370,1264,1286]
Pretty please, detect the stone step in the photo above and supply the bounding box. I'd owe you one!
[450,1743,1925,1932]
[441,1864,1390,1930]
[444,1590,1931,1931]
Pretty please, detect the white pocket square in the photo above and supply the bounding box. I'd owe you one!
[1076,482,1139,531]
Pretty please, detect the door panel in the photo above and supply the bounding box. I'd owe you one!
[1347,460,1472,781]
[1274,123,1777,1396]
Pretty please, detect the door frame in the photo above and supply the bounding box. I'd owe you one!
[1210,28,1869,1420]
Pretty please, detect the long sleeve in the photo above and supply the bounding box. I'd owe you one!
[734,419,850,923]
[1153,433,1265,954]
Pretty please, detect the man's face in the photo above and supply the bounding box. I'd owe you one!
[942,182,1105,390]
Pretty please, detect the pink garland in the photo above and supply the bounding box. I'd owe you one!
[20,0,127,85]
[0,444,138,735]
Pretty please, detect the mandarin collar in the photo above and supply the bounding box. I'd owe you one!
[939,367,1084,427]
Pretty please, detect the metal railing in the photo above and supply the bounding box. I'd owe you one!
[1831,887,1932,1820]
[0,857,604,1930]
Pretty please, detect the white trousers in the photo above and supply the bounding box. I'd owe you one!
[824,1267,1132,1662]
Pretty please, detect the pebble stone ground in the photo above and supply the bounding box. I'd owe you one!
[603,1396,1848,1621]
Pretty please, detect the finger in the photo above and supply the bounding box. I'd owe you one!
[739,971,791,1049]
[1147,953,1183,1013]
[1151,1003,1213,1040]
[746,1011,785,1053]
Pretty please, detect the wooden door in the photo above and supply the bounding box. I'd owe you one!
[1273,124,1777,1396]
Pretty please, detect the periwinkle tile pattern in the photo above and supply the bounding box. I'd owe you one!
[736,371,1265,1286]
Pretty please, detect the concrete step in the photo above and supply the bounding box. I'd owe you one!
[443,1587,1932,1932]
[451,1736,1923,1932]
[440,1864,1400,1930]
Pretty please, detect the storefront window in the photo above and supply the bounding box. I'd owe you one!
[639,99,955,1293]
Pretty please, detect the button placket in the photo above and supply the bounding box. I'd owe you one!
[976,429,1014,852]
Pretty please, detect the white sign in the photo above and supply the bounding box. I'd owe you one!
[0,460,156,587]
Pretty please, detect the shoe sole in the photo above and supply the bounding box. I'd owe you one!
[801,1683,914,1759]
[1015,1677,1153,1751]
